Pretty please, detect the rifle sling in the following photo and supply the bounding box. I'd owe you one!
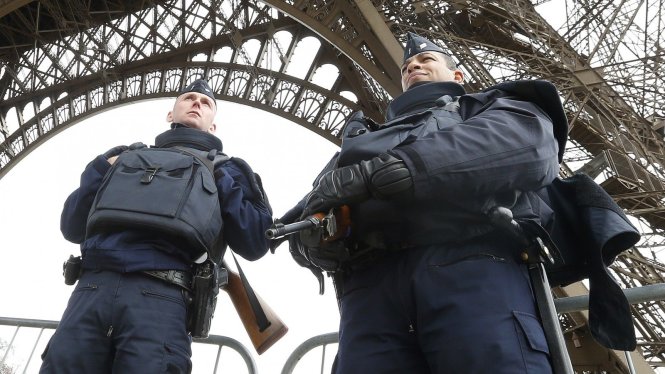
[232,253,271,332]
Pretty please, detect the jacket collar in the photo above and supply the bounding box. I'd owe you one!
[154,126,223,152]
[386,81,466,121]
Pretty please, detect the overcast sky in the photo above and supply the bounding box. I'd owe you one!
[0,99,342,373]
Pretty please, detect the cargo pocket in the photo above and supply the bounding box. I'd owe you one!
[513,311,551,372]
[40,339,51,360]
[163,342,192,374]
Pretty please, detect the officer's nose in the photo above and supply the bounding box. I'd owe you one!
[406,61,421,74]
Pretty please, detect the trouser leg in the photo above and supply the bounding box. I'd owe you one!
[39,270,115,374]
[111,273,192,374]
[414,245,552,374]
[335,253,430,374]
[40,271,192,374]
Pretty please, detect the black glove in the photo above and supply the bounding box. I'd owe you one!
[102,145,129,160]
[299,224,350,271]
[288,233,326,294]
[302,153,413,217]
[304,244,349,273]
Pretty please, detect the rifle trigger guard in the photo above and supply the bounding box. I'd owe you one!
[218,267,229,288]
[322,213,337,239]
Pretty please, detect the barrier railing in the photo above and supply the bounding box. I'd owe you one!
[0,317,257,374]
[5,284,665,373]
[281,332,338,374]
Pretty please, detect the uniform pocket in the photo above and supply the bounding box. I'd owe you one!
[428,252,507,268]
[40,339,51,360]
[163,342,192,374]
[73,282,98,292]
[142,288,187,307]
[513,310,551,371]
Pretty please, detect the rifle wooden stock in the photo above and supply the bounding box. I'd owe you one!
[221,265,288,355]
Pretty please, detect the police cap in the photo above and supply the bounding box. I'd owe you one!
[180,79,216,105]
[403,32,449,63]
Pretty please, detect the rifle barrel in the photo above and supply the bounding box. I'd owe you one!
[265,218,318,239]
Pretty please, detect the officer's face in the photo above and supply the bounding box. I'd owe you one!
[401,52,463,91]
[167,92,217,133]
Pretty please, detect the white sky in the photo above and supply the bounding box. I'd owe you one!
[0,99,341,373]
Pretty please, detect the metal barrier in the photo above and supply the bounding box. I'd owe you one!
[554,283,665,313]
[0,316,257,374]
[281,332,338,374]
[6,284,665,373]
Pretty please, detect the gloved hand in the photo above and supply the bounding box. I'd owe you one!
[287,233,327,294]
[302,153,413,218]
[299,233,349,273]
[288,234,312,267]
[102,145,129,160]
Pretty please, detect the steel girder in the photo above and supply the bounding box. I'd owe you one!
[0,0,387,178]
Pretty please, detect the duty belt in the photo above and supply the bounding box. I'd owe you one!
[142,270,192,291]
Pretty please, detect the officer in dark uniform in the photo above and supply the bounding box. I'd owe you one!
[40,80,273,373]
[285,33,568,373]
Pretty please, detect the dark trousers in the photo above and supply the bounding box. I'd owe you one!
[40,270,192,374]
[334,242,553,374]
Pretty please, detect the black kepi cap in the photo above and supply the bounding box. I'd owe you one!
[180,79,216,104]
[403,32,448,63]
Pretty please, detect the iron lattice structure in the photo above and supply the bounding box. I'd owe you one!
[0,0,663,372]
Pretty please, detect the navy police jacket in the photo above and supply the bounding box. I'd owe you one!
[300,80,638,350]
[333,80,565,248]
[60,145,273,273]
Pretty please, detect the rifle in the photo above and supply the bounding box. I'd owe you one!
[266,206,352,299]
[266,205,351,242]
[220,260,288,355]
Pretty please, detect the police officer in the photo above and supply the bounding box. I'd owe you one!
[285,33,568,373]
[40,79,273,373]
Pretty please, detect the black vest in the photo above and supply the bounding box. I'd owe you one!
[338,82,525,248]
[87,128,228,263]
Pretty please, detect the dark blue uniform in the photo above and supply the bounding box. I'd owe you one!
[40,143,273,373]
[326,80,562,373]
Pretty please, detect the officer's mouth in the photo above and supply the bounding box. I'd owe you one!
[407,72,427,83]
[405,73,427,88]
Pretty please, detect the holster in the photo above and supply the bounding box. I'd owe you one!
[62,255,82,285]
[187,260,228,338]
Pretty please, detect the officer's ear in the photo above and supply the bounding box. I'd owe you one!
[208,122,217,134]
[454,70,464,84]
[166,110,174,123]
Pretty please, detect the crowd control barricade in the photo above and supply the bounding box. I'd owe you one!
[281,332,338,374]
[0,316,257,373]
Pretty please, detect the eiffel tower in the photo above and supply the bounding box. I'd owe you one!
[0,1,663,372]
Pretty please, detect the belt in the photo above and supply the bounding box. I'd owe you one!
[142,270,192,291]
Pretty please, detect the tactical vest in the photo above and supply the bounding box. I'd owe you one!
[338,94,499,246]
[338,89,639,286]
[86,142,228,263]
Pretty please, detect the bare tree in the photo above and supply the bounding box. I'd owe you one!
[0,339,16,374]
